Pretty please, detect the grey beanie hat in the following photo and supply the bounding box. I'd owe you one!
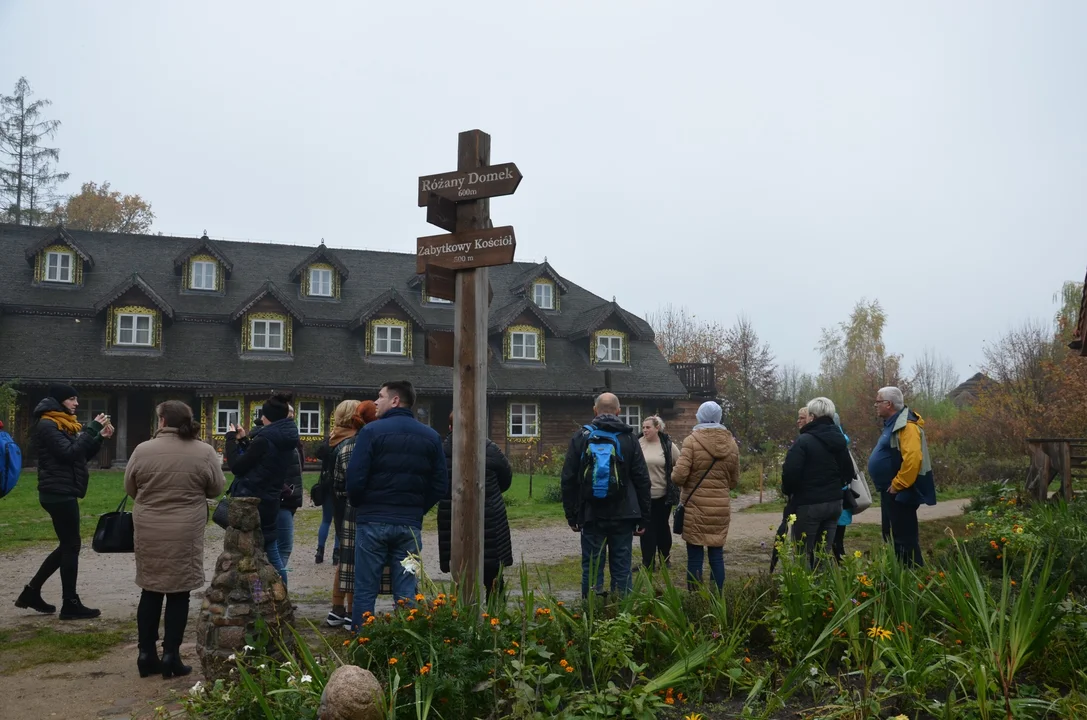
[696,401,723,425]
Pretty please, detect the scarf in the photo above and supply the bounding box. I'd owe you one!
[42,410,82,435]
[328,425,358,448]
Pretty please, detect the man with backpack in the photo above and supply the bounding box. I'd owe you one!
[561,392,651,599]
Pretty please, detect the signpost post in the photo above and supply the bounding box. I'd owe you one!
[417,130,520,604]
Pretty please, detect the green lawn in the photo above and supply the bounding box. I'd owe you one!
[740,484,979,515]
[0,470,565,553]
[0,623,132,675]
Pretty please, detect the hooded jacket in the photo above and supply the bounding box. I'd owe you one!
[32,397,104,499]
[868,408,937,507]
[225,418,302,503]
[781,416,855,506]
[438,434,514,572]
[560,414,652,529]
[671,425,740,547]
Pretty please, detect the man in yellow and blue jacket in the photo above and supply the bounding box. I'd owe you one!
[867,386,936,566]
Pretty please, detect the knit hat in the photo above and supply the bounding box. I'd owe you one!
[696,401,723,425]
[49,383,78,405]
[260,399,289,423]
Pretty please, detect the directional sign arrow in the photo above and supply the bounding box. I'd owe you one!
[416,226,516,274]
[417,162,522,207]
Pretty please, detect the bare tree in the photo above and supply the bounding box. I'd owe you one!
[647,304,725,363]
[0,77,68,225]
[719,315,777,449]
[910,347,960,402]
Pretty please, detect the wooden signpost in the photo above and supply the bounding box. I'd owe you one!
[418,130,520,603]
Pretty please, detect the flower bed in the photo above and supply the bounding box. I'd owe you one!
[179,493,1087,719]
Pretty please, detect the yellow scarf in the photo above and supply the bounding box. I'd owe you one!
[42,411,83,435]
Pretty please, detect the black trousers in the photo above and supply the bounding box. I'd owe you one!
[881,491,923,566]
[29,499,82,600]
[483,563,505,601]
[792,500,841,569]
[137,589,191,653]
[832,524,847,562]
[639,497,673,568]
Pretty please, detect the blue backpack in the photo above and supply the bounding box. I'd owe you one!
[580,425,623,499]
[0,429,22,499]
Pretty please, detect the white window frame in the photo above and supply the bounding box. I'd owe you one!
[190,260,217,290]
[373,324,405,355]
[509,331,539,360]
[508,402,539,438]
[597,335,624,363]
[115,313,154,347]
[533,281,554,310]
[619,405,642,429]
[251,319,284,351]
[215,399,241,434]
[45,251,73,283]
[297,400,322,435]
[309,267,333,297]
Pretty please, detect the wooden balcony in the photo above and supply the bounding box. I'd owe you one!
[670,362,717,398]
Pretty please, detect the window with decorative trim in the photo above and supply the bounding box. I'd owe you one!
[367,317,411,356]
[508,402,539,439]
[507,329,539,360]
[115,313,154,346]
[618,405,641,429]
[190,260,217,290]
[251,319,284,350]
[297,400,322,436]
[596,333,625,363]
[309,267,332,297]
[46,251,73,283]
[533,281,555,310]
[215,399,241,434]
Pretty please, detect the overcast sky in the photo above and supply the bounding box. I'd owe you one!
[2,1,1084,382]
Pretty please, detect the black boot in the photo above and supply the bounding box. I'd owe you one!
[331,547,340,565]
[315,546,324,564]
[137,649,162,678]
[15,585,56,614]
[161,650,192,679]
[60,596,101,620]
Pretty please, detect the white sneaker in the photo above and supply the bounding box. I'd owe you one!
[325,610,347,627]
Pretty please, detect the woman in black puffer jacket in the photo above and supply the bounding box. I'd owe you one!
[781,397,853,569]
[15,384,113,621]
[437,414,514,598]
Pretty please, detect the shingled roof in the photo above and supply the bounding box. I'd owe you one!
[288,243,350,282]
[24,225,95,268]
[93,273,175,318]
[0,223,685,399]
[174,235,234,274]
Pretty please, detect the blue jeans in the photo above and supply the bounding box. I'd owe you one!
[318,497,339,551]
[276,509,294,586]
[580,523,634,598]
[264,535,286,586]
[352,522,422,627]
[686,544,725,591]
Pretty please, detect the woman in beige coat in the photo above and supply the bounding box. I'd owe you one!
[671,401,739,591]
[124,401,224,679]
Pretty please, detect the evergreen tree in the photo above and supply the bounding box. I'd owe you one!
[0,77,68,225]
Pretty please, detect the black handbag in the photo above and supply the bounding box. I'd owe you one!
[212,481,235,529]
[92,496,135,553]
[673,458,717,535]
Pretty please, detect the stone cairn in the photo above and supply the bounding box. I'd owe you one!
[197,496,295,681]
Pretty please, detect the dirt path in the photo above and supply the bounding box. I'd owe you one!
[1,495,972,719]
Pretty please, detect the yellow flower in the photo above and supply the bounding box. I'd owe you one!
[853,550,862,559]
[1014,526,1024,534]
[685,714,705,720]
[787,513,797,524]
[866,625,892,641]
[856,574,872,587]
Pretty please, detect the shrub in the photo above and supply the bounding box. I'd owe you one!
[542,482,563,504]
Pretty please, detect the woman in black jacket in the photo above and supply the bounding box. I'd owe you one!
[781,397,853,568]
[15,384,113,620]
[437,413,514,599]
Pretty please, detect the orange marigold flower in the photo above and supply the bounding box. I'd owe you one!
[559,659,568,668]
[415,594,425,602]
[490,618,500,627]
[665,697,675,705]
[990,541,999,549]
[565,666,574,673]
[505,649,516,656]
[358,637,370,644]
[389,658,398,665]
[511,641,519,647]
[342,640,350,646]
[744,657,751,663]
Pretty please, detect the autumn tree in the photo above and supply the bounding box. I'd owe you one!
[50,181,155,233]
[817,299,908,452]
[910,347,959,404]
[648,304,725,363]
[0,77,68,225]
[717,316,777,451]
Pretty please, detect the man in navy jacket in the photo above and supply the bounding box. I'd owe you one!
[346,380,447,626]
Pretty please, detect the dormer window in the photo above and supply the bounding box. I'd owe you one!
[374,324,405,355]
[533,281,554,310]
[596,333,625,363]
[116,312,154,346]
[251,318,284,350]
[46,251,73,283]
[190,260,217,290]
[309,267,333,297]
[510,331,538,360]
